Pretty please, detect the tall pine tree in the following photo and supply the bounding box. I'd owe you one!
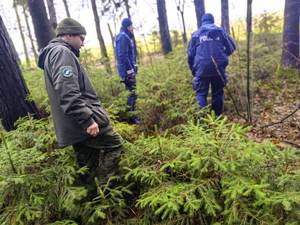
[27,0,55,50]
[156,0,172,54]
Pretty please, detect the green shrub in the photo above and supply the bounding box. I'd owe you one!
[137,48,198,133]
[1,115,299,225]
[0,117,132,225]
[122,115,300,224]
[0,117,81,225]
[22,68,50,114]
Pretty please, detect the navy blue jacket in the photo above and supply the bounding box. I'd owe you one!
[187,23,236,77]
[115,27,137,80]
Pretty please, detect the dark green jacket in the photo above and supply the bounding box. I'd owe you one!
[38,38,112,147]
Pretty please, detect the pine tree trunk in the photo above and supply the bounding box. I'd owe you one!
[14,2,30,67]
[0,15,40,131]
[157,0,172,54]
[27,0,55,50]
[46,0,58,29]
[246,0,252,122]
[194,0,205,28]
[0,16,20,64]
[62,0,71,17]
[91,0,112,74]
[22,4,38,64]
[221,0,230,34]
[281,0,300,68]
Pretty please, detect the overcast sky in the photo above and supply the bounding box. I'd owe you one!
[0,0,284,58]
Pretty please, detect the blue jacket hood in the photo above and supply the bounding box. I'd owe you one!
[201,13,215,25]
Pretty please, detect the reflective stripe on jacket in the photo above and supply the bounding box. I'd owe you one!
[115,28,137,80]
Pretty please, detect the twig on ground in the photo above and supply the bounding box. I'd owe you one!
[282,140,300,149]
[259,104,300,129]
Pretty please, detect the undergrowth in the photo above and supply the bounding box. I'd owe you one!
[1,115,299,224]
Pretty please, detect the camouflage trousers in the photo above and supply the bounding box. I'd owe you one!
[73,130,124,193]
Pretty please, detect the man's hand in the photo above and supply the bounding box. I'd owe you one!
[86,122,99,137]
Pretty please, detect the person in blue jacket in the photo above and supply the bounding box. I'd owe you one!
[115,18,139,124]
[187,13,236,116]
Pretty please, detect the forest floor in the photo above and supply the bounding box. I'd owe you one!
[236,75,300,148]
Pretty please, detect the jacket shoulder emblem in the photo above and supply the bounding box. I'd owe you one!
[60,66,73,78]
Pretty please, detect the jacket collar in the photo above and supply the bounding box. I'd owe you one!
[120,27,134,39]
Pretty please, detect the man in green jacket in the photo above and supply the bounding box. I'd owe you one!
[38,18,123,192]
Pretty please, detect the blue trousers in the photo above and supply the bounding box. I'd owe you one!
[124,79,137,112]
[193,76,226,116]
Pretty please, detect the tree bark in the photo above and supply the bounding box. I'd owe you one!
[62,0,71,17]
[14,2,30,67]
[91,0,112,74]
[194,0,205,28]
[156,0,172,54]
[246,0,252,122]
[22,4,38,64]
[46,0,58,29]
[1,14,20,64]
[281,0,300,68]
[221,0,230,34]
[27,0,55,50]
[0,15,40,131]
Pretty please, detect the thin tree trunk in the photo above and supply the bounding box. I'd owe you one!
[157,0,172,54]
[91,0,112,74]
[176,0,187,44]
[107,23,115,49]
[62,0,71,17]
[221,0,230,34]
[281,0,300,68]
[107,23,116,62]
[180,11,187,44]
[27,0,55,50]
[123,0,131,19]
[46,0,57,29]
[14,2,30,67]
[22,4,38,63]
[194,0,205,28]
[0,15,20,64]
[246,0,252,122]
[0,15,40,131]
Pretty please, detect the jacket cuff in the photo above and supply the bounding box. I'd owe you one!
[81,117,95,130]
